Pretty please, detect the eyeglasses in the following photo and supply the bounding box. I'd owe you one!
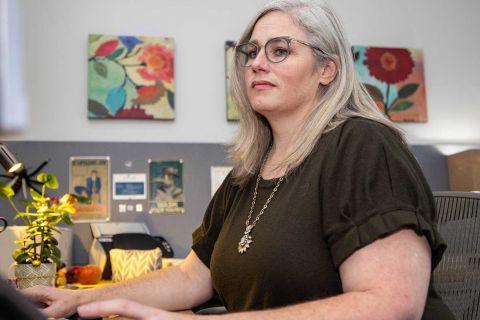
[235,36,326,67]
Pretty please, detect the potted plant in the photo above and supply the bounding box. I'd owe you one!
[0,173,76,289]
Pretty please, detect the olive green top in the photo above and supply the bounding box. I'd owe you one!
[192,118,454,319]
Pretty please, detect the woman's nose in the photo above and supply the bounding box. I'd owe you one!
[250,49,270,72]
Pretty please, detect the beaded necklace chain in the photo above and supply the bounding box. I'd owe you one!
[238,151,284,254]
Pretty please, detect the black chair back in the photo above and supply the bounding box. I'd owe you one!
[433,191,480,320]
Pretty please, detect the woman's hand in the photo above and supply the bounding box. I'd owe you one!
[21,285,82,318]
[78,299,197,320]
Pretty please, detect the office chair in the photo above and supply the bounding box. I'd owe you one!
[433,191,480,320]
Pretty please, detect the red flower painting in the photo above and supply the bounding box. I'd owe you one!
[364,48,414,84]
[353,45,427,122]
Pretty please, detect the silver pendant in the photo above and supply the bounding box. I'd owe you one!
[238,225,253,254]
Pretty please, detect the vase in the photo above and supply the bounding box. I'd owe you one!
[13,263,56,289]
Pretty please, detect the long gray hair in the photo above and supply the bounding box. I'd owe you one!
[229,0,402,186]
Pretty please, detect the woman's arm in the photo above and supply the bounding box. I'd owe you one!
[22,250,214,318]
[230,228,431,320]
[79,229,431,320]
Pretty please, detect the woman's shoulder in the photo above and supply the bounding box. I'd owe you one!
[339,117,399,136]
[327,117,404,147]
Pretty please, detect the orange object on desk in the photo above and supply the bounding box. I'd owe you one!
[78,265,102,285]
[65,258,184,288]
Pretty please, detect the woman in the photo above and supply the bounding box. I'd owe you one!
[24,1,454,319]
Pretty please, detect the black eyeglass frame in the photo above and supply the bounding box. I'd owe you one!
[235,36,327,67]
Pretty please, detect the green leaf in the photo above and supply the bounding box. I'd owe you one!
[62,213,74,225]
[50,255,62,267]
[88,99,111,117]
[167,90,175,109]
[0,184,14,198]
[37,173,59,189]
[51,217,63,225]
[45,237,58,246]
[398,83,419,98]
[392,101,414,111]
[13,252,30,264]
[107,48,125,60]
[364,83,384,102]
[18,198,33,206]
[88,34,102,44]
[52,246,61,258]
[94,61,108,78]
[25,242,42,249]
[12,249,23,259]
[41,246,50,257]
[29,231,43,237]
[60,206,76,214]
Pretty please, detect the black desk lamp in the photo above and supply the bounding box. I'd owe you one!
[0,143,49,197]
[0,143,24,174]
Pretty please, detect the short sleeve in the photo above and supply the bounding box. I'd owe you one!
[192,171,234,268]
[322,119,446,269]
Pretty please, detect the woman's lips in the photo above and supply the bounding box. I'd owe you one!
[251,80,275,89]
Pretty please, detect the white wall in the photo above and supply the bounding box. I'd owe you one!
[6,0,480,144]
[0,0,28,131]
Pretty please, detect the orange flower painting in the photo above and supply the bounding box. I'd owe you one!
[88,34,175,120]
[353,46,428,122]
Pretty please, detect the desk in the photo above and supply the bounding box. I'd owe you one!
[69,258,183,289]
[56,258,192,319]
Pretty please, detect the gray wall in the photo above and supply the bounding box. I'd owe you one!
[0,141,229,264]
[0,141,452,264]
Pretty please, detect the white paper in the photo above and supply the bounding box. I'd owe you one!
[210,166,233,198]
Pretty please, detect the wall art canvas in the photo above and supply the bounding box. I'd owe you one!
[148,160,184,214]
[69,157,110,222]
[88,34,175,120]
[352,46,427,122]
[225,41,239,121]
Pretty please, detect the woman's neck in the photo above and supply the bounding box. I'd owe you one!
[261,122,297,180]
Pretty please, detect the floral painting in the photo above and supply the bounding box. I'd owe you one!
[88,34,175,120]
[225,41,239,121]
[353,46,427,122]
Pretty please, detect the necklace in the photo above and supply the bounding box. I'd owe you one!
[238,152,284,254]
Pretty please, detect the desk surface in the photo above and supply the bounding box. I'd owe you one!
[56,258,187,319]
[68,258,183,289]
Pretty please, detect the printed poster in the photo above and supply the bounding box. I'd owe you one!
[69,157,110,222]
[148,160,184,214]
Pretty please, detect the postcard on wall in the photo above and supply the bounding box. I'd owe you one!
[69,157,110,222]
[148,160,184,214]
[225,41,239,121]
[352,45,427,122]
[210,166,232,198]
[88,34,175,120]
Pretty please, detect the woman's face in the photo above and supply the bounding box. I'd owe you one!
[243,11,321,120]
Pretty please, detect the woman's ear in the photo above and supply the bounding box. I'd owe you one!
[318,59,337,86]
